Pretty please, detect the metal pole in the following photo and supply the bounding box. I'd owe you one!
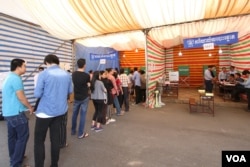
[143,28,151,108]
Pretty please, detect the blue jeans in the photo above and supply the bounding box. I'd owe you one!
[5,112,29,167]
[113,95,121,115]
[71,97,89,136]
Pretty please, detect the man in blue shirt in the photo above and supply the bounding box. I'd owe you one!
[2,58,34,167]
[34,54,72,167]
[132,67,141,104]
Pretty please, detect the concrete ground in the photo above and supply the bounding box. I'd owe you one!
[0,99,250,167]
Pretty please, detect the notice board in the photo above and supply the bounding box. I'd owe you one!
[178,65,189,76]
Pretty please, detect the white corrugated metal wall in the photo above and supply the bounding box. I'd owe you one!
[0,14,73,116]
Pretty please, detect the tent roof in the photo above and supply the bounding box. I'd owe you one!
[1,0,250,50]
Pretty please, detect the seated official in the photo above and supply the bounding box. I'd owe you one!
[218,67,227,81]
[231,73,245,102]
[227,74,235,84]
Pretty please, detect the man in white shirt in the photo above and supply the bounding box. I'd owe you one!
[218,67,227,81]
[34,67,44,88]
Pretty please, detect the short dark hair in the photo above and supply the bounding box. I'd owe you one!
[11,59,25,71]
[242,69,250,75]
[106,68,112,72]
[38,67,44,71]
[235,73,241,77]
[77,58,86,68]
[44,54,59,65]
[208,65,215,68]
[134,67,138,71]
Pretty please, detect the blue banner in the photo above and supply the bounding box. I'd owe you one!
[183,32,238,49]
[90,52,117,60]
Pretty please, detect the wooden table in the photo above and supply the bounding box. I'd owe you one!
[218,82,235,101]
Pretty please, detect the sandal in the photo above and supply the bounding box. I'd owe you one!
[78,132,89,139]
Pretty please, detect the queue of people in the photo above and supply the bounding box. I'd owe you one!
[1,54,149,167]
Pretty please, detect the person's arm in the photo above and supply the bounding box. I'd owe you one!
[218,72,222,81]
[16,90,34,114]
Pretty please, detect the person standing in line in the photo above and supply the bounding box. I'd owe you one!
[114,72,123,109]
[71,58,90,139]
[33,67,44,111]
[2,58,34,167]
[89,70,93,81]
[133,67,141,104]
[107,68,124,116]
[119,68,131,112]
[100,70,116,124]
[34,67,44,88]
[140,70,146,104]
[128,70,134,102]
[204,65,216,93]
[34,54,72,167]
[90,71,107,132]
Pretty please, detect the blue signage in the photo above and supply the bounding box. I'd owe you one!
[183,32,238,49]
[90,52,117,60]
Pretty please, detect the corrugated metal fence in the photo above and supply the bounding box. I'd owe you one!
[0,14,73,115]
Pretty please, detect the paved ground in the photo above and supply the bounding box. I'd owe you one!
[0,100,250,167]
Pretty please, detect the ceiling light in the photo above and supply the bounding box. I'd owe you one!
[178,51,182,56]
[219,48,223,54]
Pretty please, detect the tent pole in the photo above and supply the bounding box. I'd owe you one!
[143,28,151,108]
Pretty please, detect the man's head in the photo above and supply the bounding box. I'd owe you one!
[10,59,26,75]
[44,54,59,65]
[77,58,86,68]
[38,67,44,72]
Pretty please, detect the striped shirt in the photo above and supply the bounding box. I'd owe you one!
[119,74,130,87]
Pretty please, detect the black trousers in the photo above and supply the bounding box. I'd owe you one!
[135,85,141,104]
[92,100,105,123]
[205,80,213,93]
[59,112,68,147]
[34,114,64,167]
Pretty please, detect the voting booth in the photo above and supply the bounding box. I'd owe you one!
[178,65,190,87]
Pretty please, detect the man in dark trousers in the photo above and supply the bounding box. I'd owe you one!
[34,54,72,167]
[132,67,141,104]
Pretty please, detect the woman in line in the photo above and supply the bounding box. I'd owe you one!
[90,71,107,132]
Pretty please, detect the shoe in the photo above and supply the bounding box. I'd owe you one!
[71,131,76,135]
[78,133,89,139]
[91,125,96,130]
[22,165,31,167]
[109,118,116,123]
[60,143,69,149]
[117,111,124,116]
[94,127,103,132]
[106,119,110,125]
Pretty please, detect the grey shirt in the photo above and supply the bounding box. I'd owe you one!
[91,80,107,100]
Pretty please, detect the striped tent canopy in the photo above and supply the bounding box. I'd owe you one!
[1,0,250,50]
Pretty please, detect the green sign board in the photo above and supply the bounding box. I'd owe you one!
[178,66,189,76]
[124,68,130,75]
